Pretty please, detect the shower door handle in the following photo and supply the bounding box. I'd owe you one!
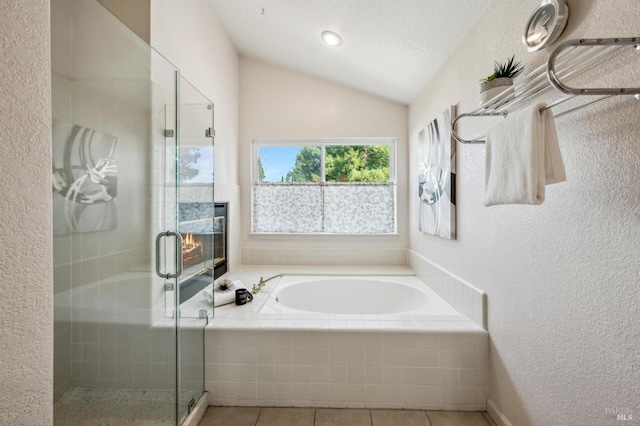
[155,231,184,279]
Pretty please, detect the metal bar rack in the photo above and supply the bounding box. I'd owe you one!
[452,37,640,144]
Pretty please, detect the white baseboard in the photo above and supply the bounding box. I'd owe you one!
[486,398,514,426]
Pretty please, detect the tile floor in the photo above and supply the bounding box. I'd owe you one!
[198,407,497,426]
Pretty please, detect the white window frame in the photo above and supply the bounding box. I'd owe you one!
[251,138,397,235]
[252,138,396,184]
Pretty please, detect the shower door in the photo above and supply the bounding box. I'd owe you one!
[161,76,215,424]
[51,1,212,425]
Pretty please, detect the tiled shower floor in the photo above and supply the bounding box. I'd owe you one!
[54,388,178,425]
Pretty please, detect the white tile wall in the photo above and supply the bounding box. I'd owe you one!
[205,329,488,411]
[241,247,407,266]
[408,250,487,329]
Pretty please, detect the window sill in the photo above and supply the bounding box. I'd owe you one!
[249,232,400,239]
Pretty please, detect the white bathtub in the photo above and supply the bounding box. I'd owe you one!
[206,271,489,410]
[260,275,460,316]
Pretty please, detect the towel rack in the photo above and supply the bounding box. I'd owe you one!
[452,37,640,144]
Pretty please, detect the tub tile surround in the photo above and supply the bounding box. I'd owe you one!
[206,329,488,411]
[408,250,487,329]
[241,247,407,266]
[202,266,489,411]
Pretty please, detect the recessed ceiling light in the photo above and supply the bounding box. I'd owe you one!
[321,31,343,47]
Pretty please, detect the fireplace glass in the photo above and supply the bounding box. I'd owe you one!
[178,202,227,304]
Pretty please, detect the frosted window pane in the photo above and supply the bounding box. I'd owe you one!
[323,184,395,234]
[253,184,322,233]
[253,183,395,234]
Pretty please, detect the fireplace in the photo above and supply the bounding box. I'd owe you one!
[178,202,228,304]
[179,202,227,279]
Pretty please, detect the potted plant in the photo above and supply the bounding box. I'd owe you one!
[479,55,524,105]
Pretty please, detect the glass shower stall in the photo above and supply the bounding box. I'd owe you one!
[51,1,215,424]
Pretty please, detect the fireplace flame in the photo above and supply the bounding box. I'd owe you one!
[182,233,204,267]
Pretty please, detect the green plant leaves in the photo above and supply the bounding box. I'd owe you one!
[480,55,523,83]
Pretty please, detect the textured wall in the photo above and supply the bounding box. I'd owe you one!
[150,0,241,270]
[0,0,53,424]
[409,0,640,425]
[239,58,409,260]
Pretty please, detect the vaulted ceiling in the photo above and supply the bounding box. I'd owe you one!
[208,0,489,104]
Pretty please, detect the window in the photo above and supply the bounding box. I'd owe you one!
[179,146,214,183]
[252,139,396,234]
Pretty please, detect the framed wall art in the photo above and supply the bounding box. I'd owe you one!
[418,106,456,239]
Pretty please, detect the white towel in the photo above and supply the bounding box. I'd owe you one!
[484,103,566,206]
[202,280,248,307]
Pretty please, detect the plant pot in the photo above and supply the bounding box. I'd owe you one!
[480,77,513,105]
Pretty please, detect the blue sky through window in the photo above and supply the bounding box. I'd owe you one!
[259,146,303,182]
[180,146,214,183]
